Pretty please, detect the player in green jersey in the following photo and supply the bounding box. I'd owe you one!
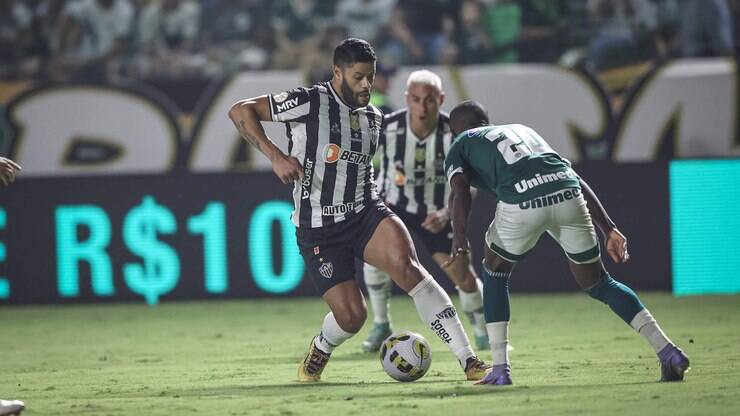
[443,100,690,385]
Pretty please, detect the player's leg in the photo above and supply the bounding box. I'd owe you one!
[432,251,488,350]
[296,238,365,382]
[550,189,689,381]
[475,200,545,386]
[361,263,393,352]
[363,215,490,380]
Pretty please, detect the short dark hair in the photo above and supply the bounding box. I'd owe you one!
[333,38,376,67]
[449,100,490,135]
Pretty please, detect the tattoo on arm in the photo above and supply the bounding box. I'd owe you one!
[238,120,262,152]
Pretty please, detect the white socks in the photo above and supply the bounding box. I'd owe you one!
[314,312,355,354]
[457,278,487,337]
[630,309,672,353]
[363,263,392,324]
[486,321,510,366]
[409,276,475,366]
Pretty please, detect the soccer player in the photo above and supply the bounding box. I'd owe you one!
[362,70,488,352]
[0,157,24,416]
[443,101,690,385]
[228,39,490,382]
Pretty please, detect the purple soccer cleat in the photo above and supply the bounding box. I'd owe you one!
[658,344,690,382]
[474,364,512,386]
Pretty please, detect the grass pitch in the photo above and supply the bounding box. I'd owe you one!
[2,293,739,416]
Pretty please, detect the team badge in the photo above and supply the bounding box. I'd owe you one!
[319,262,334,279]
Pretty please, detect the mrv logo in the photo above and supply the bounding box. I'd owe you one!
[276,98,299,113]
[514,169,576,193]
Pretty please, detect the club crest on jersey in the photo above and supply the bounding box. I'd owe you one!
[319,262,334,279]
[323,143,371,165]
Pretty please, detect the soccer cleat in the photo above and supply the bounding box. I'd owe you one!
[463,356,492,381]
[297,337,331,382]
[658,344,690,382]
[0,399,25,416]
[361,322,392,353]
[474,364,512,385]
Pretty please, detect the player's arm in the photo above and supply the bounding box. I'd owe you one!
[579,178,629,263]
[443,173,473,266]
[228,96,303,184]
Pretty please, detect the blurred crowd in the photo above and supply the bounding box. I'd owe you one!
[0,0,737,83]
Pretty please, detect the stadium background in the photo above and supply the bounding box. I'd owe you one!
[0,0,739,305]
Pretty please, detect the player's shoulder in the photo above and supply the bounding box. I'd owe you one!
[383,108,407,123]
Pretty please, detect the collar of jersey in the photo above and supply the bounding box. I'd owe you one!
[328,81,368,113]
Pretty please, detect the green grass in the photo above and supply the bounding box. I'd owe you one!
[2,293,739,416]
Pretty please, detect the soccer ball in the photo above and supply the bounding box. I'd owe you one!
[379,331,432,382]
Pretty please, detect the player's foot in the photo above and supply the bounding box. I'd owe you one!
[361,322,392,353]
[297,337,331,382]
[0,399,25,416]
[658,344,690,382]
[474,364,512,386]
[474,333,490,351]
[463,356,492,381]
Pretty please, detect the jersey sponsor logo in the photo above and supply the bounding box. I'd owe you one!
[275,97,300,113]
[430,319,452,344]
[518,188,581,209]
[319,261,334,279]
[514,169,576,193]
[435,306,457,320]
[323,143,371,165]
[300,159,314,199]
[273,91,289,103]
[322,201,356,216]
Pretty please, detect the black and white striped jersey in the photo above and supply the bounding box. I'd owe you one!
[268,82,384,228]
[377,109,453,217]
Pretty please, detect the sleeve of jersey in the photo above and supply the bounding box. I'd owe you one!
[444,141,466,185]
[268,87,312,123]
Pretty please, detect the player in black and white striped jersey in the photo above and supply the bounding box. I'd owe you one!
[228,38,490,383]
[362,70,489,353]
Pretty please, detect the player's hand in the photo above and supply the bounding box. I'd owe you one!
[421,209,449,233]
[442,236,470,268]
[605,228,629,263]
[271,153,304,184]
[0,157,22,186]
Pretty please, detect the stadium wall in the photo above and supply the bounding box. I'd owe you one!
[0,162,674,305]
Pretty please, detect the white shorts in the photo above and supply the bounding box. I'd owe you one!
[485,188,600,264]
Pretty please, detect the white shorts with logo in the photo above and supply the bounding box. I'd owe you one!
[485,188,601,264]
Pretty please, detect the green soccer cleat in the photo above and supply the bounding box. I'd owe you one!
[361,322,392,353]
[474,333,490,351]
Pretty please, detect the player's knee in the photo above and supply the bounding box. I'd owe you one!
[335,305,367,333]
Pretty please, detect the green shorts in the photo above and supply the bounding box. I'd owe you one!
[486,188,600,264]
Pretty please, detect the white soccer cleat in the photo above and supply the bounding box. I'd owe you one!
[0,399,25,416]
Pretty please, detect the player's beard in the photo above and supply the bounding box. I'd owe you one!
[340,77,369,108]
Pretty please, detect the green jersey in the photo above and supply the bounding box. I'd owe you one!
[444,124,580,203]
